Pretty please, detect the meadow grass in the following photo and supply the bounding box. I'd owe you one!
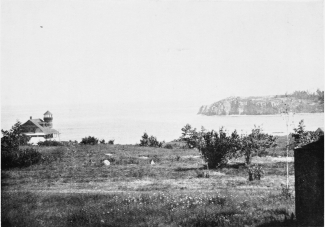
[2,143,296,227]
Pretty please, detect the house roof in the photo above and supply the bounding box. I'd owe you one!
[44,110,52,115]
[25,119,59,135]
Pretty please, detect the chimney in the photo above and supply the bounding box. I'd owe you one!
[30,116,32,119]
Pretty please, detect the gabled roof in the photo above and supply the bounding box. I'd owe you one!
[44,110,52,115]
[24,119,58,135]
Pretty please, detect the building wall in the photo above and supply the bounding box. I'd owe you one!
[294,136,324,226]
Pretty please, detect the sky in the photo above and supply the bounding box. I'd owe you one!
[1,0,324,108]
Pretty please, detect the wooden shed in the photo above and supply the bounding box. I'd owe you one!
[294,136,324,226]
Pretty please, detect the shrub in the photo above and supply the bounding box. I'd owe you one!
[37,140,63,146]
[99,139,106,144]
[139,133,163,147]
[248,164,264,181]
[179,124,206,149]
[1,122,42,169]
[200,128,241,168]
[195,169,210,178]
[41,148,65,164]
[1,121,31,151]
[80,136,99,145]
[239,126,277,165]
[280,184,294,199]
[148,136,162,147]
[164,144,173,149]
[1,148,42,169]
[108,140,114,145]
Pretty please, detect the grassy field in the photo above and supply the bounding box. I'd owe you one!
[2,142,296,227]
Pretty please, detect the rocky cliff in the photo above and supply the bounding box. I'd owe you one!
[198,95,324,116]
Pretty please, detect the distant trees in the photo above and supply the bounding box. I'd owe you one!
[80,136,99,145]
[139,132,163,148]
[179,124,277,168]
[287,89,324,103]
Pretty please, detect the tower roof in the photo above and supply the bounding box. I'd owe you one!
[44,110,52,115]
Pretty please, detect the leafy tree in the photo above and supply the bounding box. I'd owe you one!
[140,132,149,146]
[1,121,30,151]
[200,128,241,168]
[179,124,200,148]
[100,139,106,144]
[292,120,322,148]
[239,126,277,165]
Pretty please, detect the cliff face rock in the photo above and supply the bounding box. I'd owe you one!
[198,96,324,116]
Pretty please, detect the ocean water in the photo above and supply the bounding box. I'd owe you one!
[1,102,323,144]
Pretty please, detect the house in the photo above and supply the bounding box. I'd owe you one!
[21,111,59,139]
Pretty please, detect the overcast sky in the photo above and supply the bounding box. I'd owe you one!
[1,0,324,107]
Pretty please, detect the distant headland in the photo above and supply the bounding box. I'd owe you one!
[198,90,324,116]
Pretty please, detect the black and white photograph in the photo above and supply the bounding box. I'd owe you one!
[1,0,324,226]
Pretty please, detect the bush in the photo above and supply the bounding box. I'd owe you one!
[41,147,65,164]
[200,128,241,168]
[1,148,42,169]
[164,144,173,149]
[239,126,277,165]
[280,184,294,199]
[179,124,206,149]
[1,121,31,151]
[80,136,99,145]
[1,122,42,169]
[99,139,106,144]
[108,140,114,145]
[248,164,264,181]
[139,133,163,147]
[195,169,210,178]
[37,140,63,146]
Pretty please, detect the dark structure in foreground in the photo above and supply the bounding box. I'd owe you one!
[294,136,324,226]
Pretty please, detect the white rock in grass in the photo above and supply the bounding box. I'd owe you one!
[139,156,149,159]
[103,160,110,166]
[151,160,155,165]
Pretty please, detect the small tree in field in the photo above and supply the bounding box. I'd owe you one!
[139,132,163,147]
[140,132,149,146]
[200,128,241,168]
[180,124,199,148]
[239,126,277,165]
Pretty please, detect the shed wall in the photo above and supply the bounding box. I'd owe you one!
[294,136,324,226]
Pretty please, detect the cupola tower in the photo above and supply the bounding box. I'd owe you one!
[43,111,53,128]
